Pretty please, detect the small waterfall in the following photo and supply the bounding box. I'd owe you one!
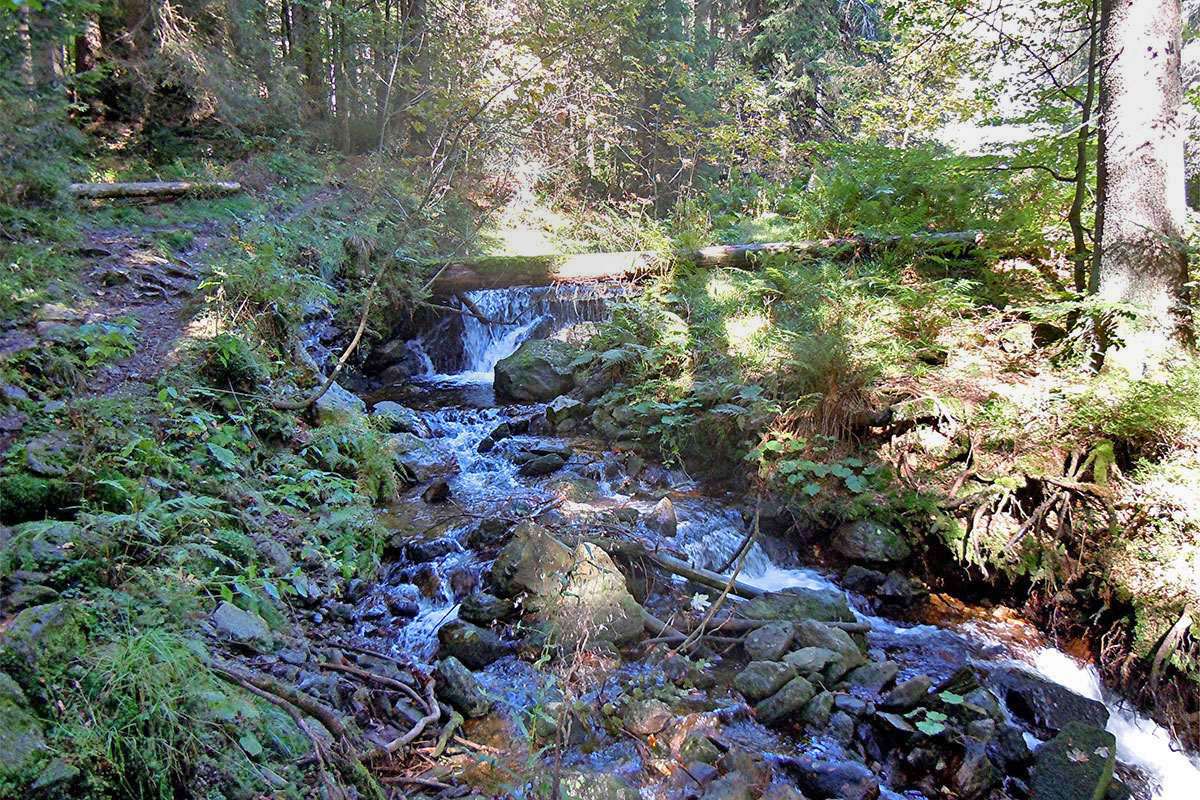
[417,284,619,381]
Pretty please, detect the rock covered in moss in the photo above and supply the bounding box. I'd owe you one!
[740,587,856,624]
[370,401,431,437]
[754,675,816,725]
[623,698,672,735]
[831,520,911,563]
[0,670,45,776]
[1030,722,1115,800]
[494,339,579,402]
[0,601,84,680]
[744,621,796,661]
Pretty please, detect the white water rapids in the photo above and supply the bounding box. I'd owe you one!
[383,285,1200,800]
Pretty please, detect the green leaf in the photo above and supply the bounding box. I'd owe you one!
[239,732,263,757]
[916,719,946,736]
[207,442,239,470]
[803,482,822,497]
[844,474,869,493]
[939,691,965,705]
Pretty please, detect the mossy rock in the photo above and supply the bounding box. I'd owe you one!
[494,339,579,402]
[0,474,76,525]
[1030,722,1115,800]
[740,587,857,624]
[0,671,46,779]
[0,601,86,689]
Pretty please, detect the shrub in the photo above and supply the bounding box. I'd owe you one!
[1072,366,1200,460]
[197,334,271,393]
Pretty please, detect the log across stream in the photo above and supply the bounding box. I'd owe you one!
[344,284,1198,799]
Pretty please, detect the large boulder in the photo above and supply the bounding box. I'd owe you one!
[0,670,45,776]
[734,661,796,701]
[210,601,275,652]
[0,601,84,681]
[744,622,795,661]
[754,675,816,725]
[988,666,1109,737]
[494,339,579,402]
[740,587,856,624]
[489,523,643,646]
[1030,722,1116,800]
[831,520,911,563]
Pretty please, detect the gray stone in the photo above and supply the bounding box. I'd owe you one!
[518,452,566,476]
[459,592,514,625]
[623,698,672,735]
[754,675,816,726]
[388,433,459,482]
[0,670,45,775]
[787,754,878,800]
[30,756,79,793]
[740,587,856,624]
[0,601,83,677]
[955,743,1000,799]
[211,601,274,651]
[700,773,754,800]
[24,432,76,477]
[790,620,864,662]
[734,661,797,701]
[644,496,677,538]
[833,693,870,716]
[546,395,586,428]
[313,381,366,426]
[434,656,491,718]
[679,732,722,764]
[745,622,795,661]
[437,620,510,669]
[881,675,932,710]
[845,660,899,694]
[370,401,432,437]
[1030,722,1115,800]
[782,646,839,676]
[831,520,911,563]
[494,339,579,402]
[829,710,856,744]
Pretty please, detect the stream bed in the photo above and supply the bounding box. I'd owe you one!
[353,286,1200,799]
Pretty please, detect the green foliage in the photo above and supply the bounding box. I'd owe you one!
[1072,366,1200,459]
[197,333,271,393]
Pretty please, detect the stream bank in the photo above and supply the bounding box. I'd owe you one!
[343,284,1200,799]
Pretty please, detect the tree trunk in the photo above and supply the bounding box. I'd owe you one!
[15,6,36,91]
[1069,0,1099,293]
[75,14,102,74]
[1093,0,1192,373]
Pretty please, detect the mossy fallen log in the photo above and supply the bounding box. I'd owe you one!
[69,180,242,200]
[426,231,981,294]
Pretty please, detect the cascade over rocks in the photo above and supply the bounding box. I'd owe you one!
[987,666,1110,737]
[371,401,433,437]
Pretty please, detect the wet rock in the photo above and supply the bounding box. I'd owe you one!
[846,660,899,694]
[494,339,579,402]
[831,520,911,563]
[734,661,797,701]
[989,722,1033,768]
[754,675,816,726]
[313,381,366,426]
[700,774,755,800]
[623,698,672,735]
[745,621,795,661]
[556,771,640,800]
[518,452,566,476]
[490,522,574,597]
[386,596,420,618]
[989,666,1109,737]
[877,571,928,606]
[0,382,30,403]
[370,401,432,437]
[644,496,677,537]
[680,732,722,764]
[0,670,45,775]
[436,620,511,669]
[829,710,856,744]
[1030,722,1116,800]
[966,718,996,741]
[881,675,933,710]
[741,587,857,624]
[434,656,491,718]
[459,592,514,625]
[210,601,275,652]
[782,646,839,676]
[842,565,887,593]
[784,754,878,800]
[955,742,1000,799]
[388,433,459,482]
[421,478,451,503]
[405,536,458,563]
[468,517,511,549]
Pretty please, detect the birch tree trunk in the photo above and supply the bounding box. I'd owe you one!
[1094,0,1192,373]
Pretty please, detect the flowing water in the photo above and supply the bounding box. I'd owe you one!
[367,285,1200,799]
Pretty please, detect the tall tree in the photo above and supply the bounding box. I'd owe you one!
[1093,0,1192,373]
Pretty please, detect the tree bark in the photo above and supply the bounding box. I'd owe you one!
[1093,0,1192,373]
[1069,0,1099,293]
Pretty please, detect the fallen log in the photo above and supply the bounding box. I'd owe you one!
[426,231,981,295]
[69,180,242,200]
[649,552,766,600]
